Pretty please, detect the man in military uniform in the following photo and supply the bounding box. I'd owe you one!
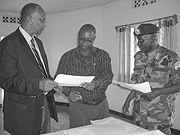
[122,23,180,135]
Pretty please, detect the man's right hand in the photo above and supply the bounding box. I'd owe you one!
[69,90,82,102]
[39,79,59,92]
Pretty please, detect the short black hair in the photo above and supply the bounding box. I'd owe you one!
[20,3,44,24]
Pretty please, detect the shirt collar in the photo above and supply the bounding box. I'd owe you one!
[76,46,96,57]
[19,26,32,45]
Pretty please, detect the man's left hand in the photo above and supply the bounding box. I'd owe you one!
[80,80,99,90]
[143,89,160,100]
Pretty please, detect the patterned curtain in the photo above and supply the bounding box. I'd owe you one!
[116,14,178,83]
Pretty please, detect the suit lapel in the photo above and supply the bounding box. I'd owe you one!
[16,28,49,77]
[16,29,40,69]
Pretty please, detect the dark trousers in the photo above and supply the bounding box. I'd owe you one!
[69,98,109,128]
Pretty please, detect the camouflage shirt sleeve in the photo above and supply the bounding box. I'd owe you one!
[171,53,180,85]
[131,51,147,83]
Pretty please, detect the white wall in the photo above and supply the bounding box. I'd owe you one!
[0,12,19,37]
[0,0,180,130]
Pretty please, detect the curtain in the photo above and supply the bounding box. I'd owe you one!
[116,14,178,83]
[158,15,178,53]
[116,25,132,83]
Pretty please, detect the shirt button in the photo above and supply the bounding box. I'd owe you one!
[41,106,44,109]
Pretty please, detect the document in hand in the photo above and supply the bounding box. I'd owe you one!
[112,80,151,93]
[54,74,95,86]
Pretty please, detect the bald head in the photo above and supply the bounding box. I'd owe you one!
[78,24,96,36]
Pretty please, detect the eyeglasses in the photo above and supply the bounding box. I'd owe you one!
[31,16,46,24]
[79,36,95,44]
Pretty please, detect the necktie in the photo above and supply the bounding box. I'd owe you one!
[31,39,49,127]
[31,38,48,79]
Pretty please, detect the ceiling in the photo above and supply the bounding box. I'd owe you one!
[0,0,118,14]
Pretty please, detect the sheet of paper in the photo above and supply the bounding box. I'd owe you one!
[64,127,97,135]
[112,80,151,93]
[136,130,165,135]
[54,74,95,86]
[91,117,122,125]
[91,117,139,131]
[90,123,138,135]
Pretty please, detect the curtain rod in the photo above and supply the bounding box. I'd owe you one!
[115,14,177,32]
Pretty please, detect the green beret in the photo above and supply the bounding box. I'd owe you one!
[134,23,160,36]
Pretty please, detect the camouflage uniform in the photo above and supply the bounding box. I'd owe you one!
[131,45,180,132]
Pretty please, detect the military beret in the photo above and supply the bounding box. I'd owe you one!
[134,23,160,36]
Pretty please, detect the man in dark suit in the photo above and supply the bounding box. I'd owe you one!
[0,3,59,135]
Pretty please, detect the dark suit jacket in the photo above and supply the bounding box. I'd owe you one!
[0,28,58,135]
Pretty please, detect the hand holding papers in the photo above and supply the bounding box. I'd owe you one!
[112,80,151,93]
[54,74,95,87]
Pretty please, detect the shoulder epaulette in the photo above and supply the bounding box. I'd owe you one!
[159,46,178,58]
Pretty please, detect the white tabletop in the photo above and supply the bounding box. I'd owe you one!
[44,117,165,135]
